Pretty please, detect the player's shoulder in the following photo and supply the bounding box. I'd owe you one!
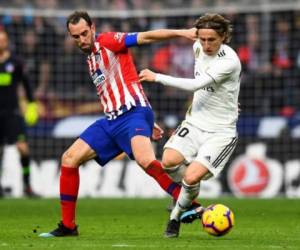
[218,45,241,67]
[220,44,239,61]
[193,40,202,58]
[193,40,201,51]
[98,32,126,42]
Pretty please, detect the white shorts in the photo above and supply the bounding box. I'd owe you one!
[164,121,238,180]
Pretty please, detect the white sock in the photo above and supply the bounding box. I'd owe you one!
[163,163,188,183]
[170,180,200,221]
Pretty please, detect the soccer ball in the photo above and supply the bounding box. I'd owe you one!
[201,204,234,237]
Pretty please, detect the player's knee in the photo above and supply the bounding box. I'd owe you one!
[135,156,152,170]
[162,149,183,169]
[61,150,79,166]
[183,173,199,186]
[162,156,177,169]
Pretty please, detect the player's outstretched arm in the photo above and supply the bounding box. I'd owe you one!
[137,28,197,45]
[139,69,214,92]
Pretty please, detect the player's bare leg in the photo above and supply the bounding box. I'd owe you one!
[162,148,188,183]
[39,138,97,237]
[131,135,183,199]
[132,135,201,207]
[161,148,188,211]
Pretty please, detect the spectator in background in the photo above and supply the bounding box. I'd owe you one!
[35,0,58,10]
[150,36,194,121]
[237,14,272,114]
[3,15,29,55]
[20,30,40,92]
[293,12,300,111]
[129,0,145,10]
[0,29,39,197]
[149,2,168,30]
[52,35,91,99]
[271,17,298,116]
[169,37,194,77]
[33,16,59,99]
[273,18,292,71]
[3,15,58,100]
[294,12,300,68]
[109,0,129,11]
[190,0,206,8]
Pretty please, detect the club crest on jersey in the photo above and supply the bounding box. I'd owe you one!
[92,68,106,87]
[114,32,124,43]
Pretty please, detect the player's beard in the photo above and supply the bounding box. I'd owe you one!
[80,44,92,54]
[79,37,94,54]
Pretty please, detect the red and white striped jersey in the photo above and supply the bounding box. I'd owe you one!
[86,32,150,120]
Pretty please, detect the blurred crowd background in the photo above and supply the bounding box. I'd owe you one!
[1,0,300,161]
[1,0,293,10]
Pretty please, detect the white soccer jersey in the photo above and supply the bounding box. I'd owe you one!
[187,41,241,134]
[156,41,241,135]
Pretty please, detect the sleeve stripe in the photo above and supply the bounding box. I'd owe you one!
[125,33,138,47]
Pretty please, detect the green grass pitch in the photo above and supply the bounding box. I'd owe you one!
[0,198,300,249]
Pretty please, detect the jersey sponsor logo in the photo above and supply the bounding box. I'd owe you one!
[217,50,226,57]
[95,54,100,62]
[201,86,215,92]
[92,68,106,87]
[195,70,215,91]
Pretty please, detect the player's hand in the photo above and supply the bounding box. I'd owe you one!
[181,28,198,41]
[24,102,39,126]
[152,123,164,141]
[139,69,157,82]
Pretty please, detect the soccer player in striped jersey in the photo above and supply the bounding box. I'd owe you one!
[39,11,199,238]
[139,13,241,237]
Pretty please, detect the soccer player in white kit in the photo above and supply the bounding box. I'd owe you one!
[139,13,241,238]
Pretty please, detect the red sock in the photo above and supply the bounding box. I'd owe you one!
[145,160,181,199]
[145,160,201,207]
[60,166,79,229]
